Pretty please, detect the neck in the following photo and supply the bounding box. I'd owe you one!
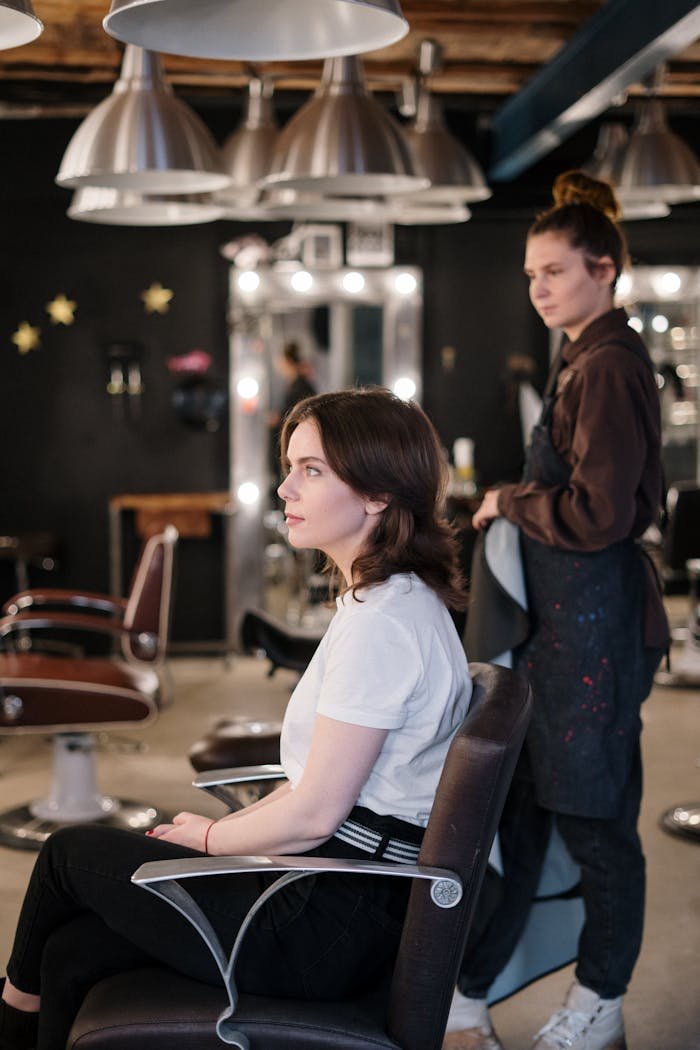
[564,302,615,343]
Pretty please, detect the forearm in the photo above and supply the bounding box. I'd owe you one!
[210,787,339,855]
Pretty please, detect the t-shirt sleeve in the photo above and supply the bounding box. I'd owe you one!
[316,607,422,729]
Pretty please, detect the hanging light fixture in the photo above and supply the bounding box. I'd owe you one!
[228,188,469,225]
[103,0,407,61]
[0,0,42,49]
[263,55,427,197]
[583,121,670,220]
[618,99,700,205]
[399,39,490,205]
[56,46,229,194]
[217,78,279,207]
[67,187,223,226]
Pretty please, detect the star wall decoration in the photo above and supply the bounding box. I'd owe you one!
[141,281,174,315]
[11,322,41,354]
[46,293,77,325]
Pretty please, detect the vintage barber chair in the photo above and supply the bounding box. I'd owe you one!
[187,608,323,788]
[0,525,178,849]
[66,662,532,1050]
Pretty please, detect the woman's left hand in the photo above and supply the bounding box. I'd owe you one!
[148,812,213,851]
[472,488,502,530]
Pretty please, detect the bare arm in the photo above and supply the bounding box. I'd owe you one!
[150,715,388,854]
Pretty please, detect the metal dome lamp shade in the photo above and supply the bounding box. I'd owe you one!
[618,99,700,205]
[263,55,428,197]
[103,0,407,62]
[401,88,491,204]
[56,46,229,193]
[217,78,279,207]
[0,0,42,48]
[257,188,470,225]
[583,122,670,220]
[67,187,223,226]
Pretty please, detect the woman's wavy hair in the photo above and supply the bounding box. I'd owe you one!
[529,170,628,288]
[280,387,467,610]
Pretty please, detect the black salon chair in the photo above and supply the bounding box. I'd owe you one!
[661,482,700,596]
[66,662,532,1050]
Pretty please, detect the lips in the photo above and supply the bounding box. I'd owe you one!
[285,513,304,527]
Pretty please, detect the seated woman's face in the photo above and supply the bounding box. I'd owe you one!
[278,419,383,580]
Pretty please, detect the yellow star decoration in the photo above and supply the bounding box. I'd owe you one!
[11,322,41,355]
[141,282,174,315]
[46,293,77,326]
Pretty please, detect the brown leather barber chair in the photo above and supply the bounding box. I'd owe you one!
[0,525,178,850]
[67,663,533,1050]
[187,609,323,800]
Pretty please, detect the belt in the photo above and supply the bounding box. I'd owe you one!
[333,817,421,865]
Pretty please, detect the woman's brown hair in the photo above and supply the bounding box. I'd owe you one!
[280,387,467,610]
[529,170,628,287]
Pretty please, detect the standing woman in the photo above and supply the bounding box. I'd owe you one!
[449,172,669,1050]
[0,388,471,1050]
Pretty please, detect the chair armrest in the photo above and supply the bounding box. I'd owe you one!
[192,764,286,808]
[132,854,462,1048]
[0,610,134,642]
[2,589,127,617]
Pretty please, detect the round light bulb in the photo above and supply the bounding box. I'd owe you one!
[652,314,669,334]
[342,271,365,294]
[237,482,260,506]
[394,272,417,295]
[291,270,313,293]
[237,270,260,292]
[628,316,644,333]
[393,376,417,401]
[616,273,633,298]
[653,271,681,297]
[236,376,260,399]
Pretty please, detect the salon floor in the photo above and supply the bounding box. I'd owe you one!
[0,644,698,1050]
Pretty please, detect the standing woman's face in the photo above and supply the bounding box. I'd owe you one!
[524,231,616,343]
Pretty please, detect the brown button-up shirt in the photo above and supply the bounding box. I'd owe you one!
[497,307,669,648]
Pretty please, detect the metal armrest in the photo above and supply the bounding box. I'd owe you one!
[0,610,133,641]
[132,853,462,1048]
[193,764,286,808]
[2,589,127,617]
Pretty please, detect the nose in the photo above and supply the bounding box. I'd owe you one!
[530,275,548,301]
[278,472,295,501]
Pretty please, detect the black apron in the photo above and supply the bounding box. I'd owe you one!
[515,342,659,819]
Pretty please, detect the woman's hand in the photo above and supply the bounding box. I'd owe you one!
[472,489,502,531]
[148,812,214,852]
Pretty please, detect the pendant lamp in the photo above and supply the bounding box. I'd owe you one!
[264,55,427,197]
[238,188,469,225]
[56,46,229,194]
[401,88,491,204]
[583,122,670,220]
[0,0,41,48]
[67,187,223,226]
[618,100,700,205]
[217,79,279,207]
[103,0,407,62]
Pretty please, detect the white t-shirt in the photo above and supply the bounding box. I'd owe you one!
[280,573,472,827]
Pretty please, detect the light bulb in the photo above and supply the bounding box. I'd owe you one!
[236,376,260,399]
[394,272,417,295]
[393,376,417,401]
[342,271,365,294]
[652,314,669,334]
[291,270,313,293]
[237,482,260,505]
[237,270,260,292]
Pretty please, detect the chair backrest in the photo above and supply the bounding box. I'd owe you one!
[122,526,178,664]
[387,661,532,1050]
[662,483,700,576]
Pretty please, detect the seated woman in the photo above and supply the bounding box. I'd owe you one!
[0,387,471,1050]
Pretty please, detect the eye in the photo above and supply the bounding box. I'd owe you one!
[305,465,321,477]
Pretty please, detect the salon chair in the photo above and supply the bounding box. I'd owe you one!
[660,482,700,596]
[0,525,178,849]
[187,608,323,784]
[66,662,532,1050]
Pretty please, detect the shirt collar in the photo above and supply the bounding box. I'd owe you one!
[562,307,630,363]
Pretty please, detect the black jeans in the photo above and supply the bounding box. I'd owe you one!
[7,818,415,1050]
[459,743,645,1001]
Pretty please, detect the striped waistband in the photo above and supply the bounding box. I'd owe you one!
[333,817,421,865]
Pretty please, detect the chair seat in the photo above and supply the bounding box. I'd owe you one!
[0,652,160,733]
[68,968,399,1050]
[188,717,283,772]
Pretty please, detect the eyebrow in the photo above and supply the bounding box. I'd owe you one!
[286,454,327,467]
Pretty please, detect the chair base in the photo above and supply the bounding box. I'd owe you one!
[660,802,700,842]
[0,798,164,851]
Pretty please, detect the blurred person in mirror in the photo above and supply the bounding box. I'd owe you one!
[1,388,472,1050]
[269,341,318,488]
[446,171,669,1050]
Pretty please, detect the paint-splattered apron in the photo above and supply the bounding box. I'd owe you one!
[515,345,657,819]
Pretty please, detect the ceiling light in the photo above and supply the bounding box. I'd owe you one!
[583,121,671,220]
[618,100,700,205]
[401,88,491,204]
[264,56,427,197]
[254,189,470,226]
[104,0,408,61]
[0,0,42,49]
[67,187,223,225]
[56,46,228,193]
[217,78,278,207]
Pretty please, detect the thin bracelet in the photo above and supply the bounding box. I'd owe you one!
[203,819,216,855]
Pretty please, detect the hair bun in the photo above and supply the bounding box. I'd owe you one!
[552,170,621,221]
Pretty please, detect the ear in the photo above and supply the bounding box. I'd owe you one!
[364,496,388,517]
[593,255,617,286]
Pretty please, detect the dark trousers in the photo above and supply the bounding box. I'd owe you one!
[7,821,412,1050]
[459,743,645,1001]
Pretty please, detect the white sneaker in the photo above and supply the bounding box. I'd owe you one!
[532,982,626,1050]
[443,991,506,1050]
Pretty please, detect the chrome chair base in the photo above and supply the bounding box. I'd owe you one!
[0,799,164,851]
[660,802,700,842]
